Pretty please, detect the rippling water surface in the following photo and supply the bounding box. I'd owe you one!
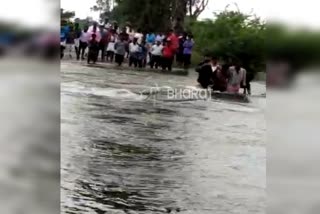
[61,62,266,214]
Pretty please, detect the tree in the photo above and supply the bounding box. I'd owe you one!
[171,0,209,33]
[106,0,209,33]
[171,0,188,34]
[60,9,75,21]
[190,10,266,73]
[188,0,209,19]
[91,0,115,22]
[111,0,172,32]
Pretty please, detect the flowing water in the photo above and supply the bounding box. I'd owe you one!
[61,61,266,214]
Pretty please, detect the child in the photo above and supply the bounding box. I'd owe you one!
[87,34,99,64]
[150,40,163,69]
[162,39,175,71]
[114,37,126,66]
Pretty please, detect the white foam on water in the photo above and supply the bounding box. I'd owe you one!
[62,80,149,101]
[89,88,144,101]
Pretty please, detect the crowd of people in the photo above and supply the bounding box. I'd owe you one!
[60,20,195,71]
[61,20,250,94]
[196,55,250,94]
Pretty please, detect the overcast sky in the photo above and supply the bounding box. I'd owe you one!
[0,0,319,29]
[60,0,320,29]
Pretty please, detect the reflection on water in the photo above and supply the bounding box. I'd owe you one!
[61,62,266,214]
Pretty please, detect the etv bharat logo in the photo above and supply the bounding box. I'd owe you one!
[139,84,213,103]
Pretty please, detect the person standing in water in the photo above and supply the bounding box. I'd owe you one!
[74,23,82,60]
[167,29,179,63]
[114,37,126,66]
[137,40,148,68]
[212,61,228,92]
[177,32,187,66]
[65,23,75,59]
[227,61,247,93]
[78,26,90,60]
[162,39,175,71]
[98,25,108,61]
[129,38,140,67]
[195,55,218,89]
[106,29,116,62]
[150,40,163,69]
[182,34,194,70]
[87,34,99,64]
[146,31,156,63]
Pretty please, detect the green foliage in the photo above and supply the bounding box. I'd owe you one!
[109,0,208,33]
[266,24,320,69]
[111,0,171,32]
[190,11,266,74]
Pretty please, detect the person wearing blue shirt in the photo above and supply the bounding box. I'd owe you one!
[146,32,156,64]
[60,24,70,42]
[137,41,148,68]
[146,32,156,44]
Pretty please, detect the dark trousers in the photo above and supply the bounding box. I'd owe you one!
[241,73,254,95]
[75,46,79,60]
[99,43,106,61]
[115,54,124,66]
[183,54,191,69]
[129,56,138,67]
[176,52,184,65]
[162,57,173,71]
[150,55,161,69]
[87,48,98,64]
[140,56,147,68]
[106,51,114,62]
[137,59,144,68]
[77,41,87,60]
[61,45,65,59]
[198,78,213,89]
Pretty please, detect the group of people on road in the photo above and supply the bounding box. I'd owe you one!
[196,55,251,94]
[60,20,195,71]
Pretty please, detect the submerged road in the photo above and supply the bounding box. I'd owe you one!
[61,61,266,214]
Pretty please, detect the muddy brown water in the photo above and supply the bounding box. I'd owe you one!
[61,61,266,214]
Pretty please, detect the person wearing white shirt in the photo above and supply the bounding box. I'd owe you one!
[126,26,135,40]
[150,41,163,69]
[134,29,144,44]
[78,27,90,60]
[129,38,140,67]
[106,31,116,62]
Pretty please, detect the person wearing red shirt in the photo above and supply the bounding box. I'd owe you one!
[162,40,175,71]
[167,29,179,53]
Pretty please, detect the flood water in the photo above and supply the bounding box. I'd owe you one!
[61,61,266,214]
